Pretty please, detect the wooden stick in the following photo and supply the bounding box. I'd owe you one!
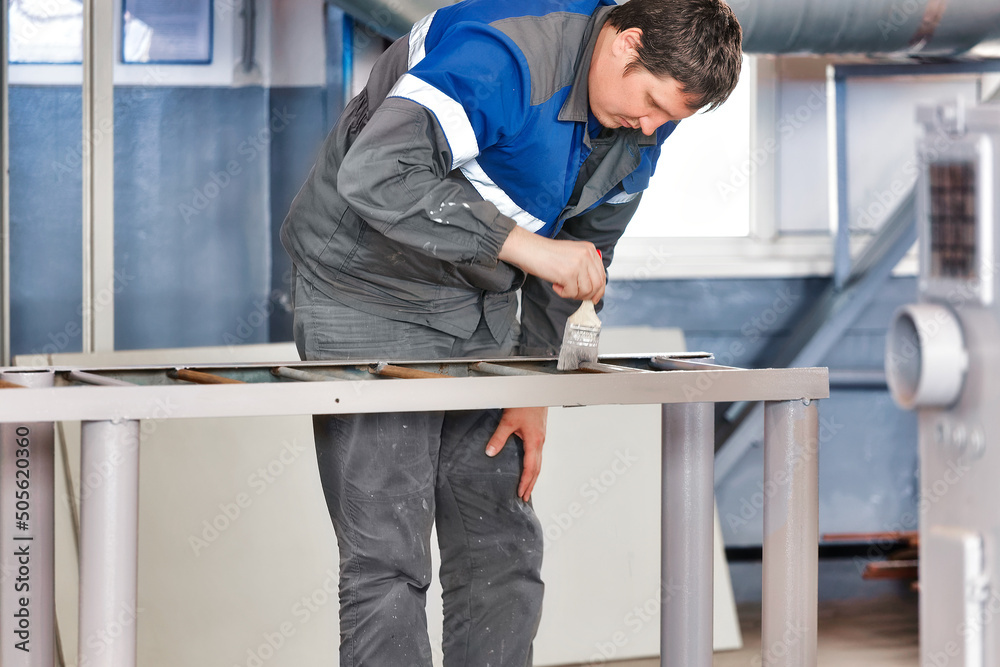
[368,362,451,380]
[169,369,245,385]
[822,531,918,546]
[862,560,918,581]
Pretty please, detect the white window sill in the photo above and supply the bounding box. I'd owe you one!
[611,235,918,280]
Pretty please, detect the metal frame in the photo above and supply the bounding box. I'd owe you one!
[662,402,715,665]
[82,0,117,353]
[749,55,779,243]
[78,419,139,667]
[0,355,828,667]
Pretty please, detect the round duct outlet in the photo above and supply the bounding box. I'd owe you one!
[885,303,968,410]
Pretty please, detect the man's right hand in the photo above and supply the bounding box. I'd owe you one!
[498,226,606,302]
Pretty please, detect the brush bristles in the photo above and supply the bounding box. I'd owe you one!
[557,322,601,370]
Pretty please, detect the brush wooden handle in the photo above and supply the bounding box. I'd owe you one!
[169,369,245,384]
[567,299,600,326]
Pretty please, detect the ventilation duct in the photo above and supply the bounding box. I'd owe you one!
[333,0,445,39]
[338,0,1000,55]
[733,0,1000,55]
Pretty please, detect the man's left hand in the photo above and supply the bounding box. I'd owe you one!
[485,406,548,502]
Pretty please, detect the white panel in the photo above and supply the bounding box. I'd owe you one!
[922,526,986,667]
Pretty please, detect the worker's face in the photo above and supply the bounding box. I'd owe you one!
[589,27,699,135]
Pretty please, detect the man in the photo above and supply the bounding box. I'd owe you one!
[281,0,741,663]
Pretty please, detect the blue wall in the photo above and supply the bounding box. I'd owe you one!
[114,87,271,350]
[8,85,327,355]
[9,87,85,358]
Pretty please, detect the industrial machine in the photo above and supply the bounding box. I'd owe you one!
[886,100,1000,667]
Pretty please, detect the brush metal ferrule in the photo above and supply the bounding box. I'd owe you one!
[564,324,600,347]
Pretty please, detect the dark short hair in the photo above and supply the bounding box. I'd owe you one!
[607,0,743,111]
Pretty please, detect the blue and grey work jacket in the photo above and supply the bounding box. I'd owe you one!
[281,0,676,354]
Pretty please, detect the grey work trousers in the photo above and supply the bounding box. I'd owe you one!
[293,275,545,667]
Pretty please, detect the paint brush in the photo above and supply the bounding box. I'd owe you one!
[556,299,601,371]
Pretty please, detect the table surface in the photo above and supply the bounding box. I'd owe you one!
[0,354,829,423]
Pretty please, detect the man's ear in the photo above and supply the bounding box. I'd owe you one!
[613,27,644,58]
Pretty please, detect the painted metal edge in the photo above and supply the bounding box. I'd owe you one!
[0,367,829,422]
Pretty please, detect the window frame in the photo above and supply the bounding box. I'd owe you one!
[120,0,215,66]
[7,0,240,86]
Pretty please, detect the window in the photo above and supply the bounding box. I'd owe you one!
[121,0,212,64]
[624,55,751,238]
[8,0,83,64]
[7,0,213,66]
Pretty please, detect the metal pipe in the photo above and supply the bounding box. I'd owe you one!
[828,369,888,388]
[661,402,714,667]
[330,0,441,39]
[762,399,819,667]
[829,68,851,289]
[469,361,536,376]
[0,370,56,667]
[1,0,10,366]
[82,0,117,353]
[577,361,648,373]
[241,0,258,73]
[733,0,1000,55]
[330,0,1000,54]
[67,370,136,387]
[78,419,141,667]
[272,366,338,382]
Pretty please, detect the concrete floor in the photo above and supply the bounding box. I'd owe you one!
[574,595,919,666]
